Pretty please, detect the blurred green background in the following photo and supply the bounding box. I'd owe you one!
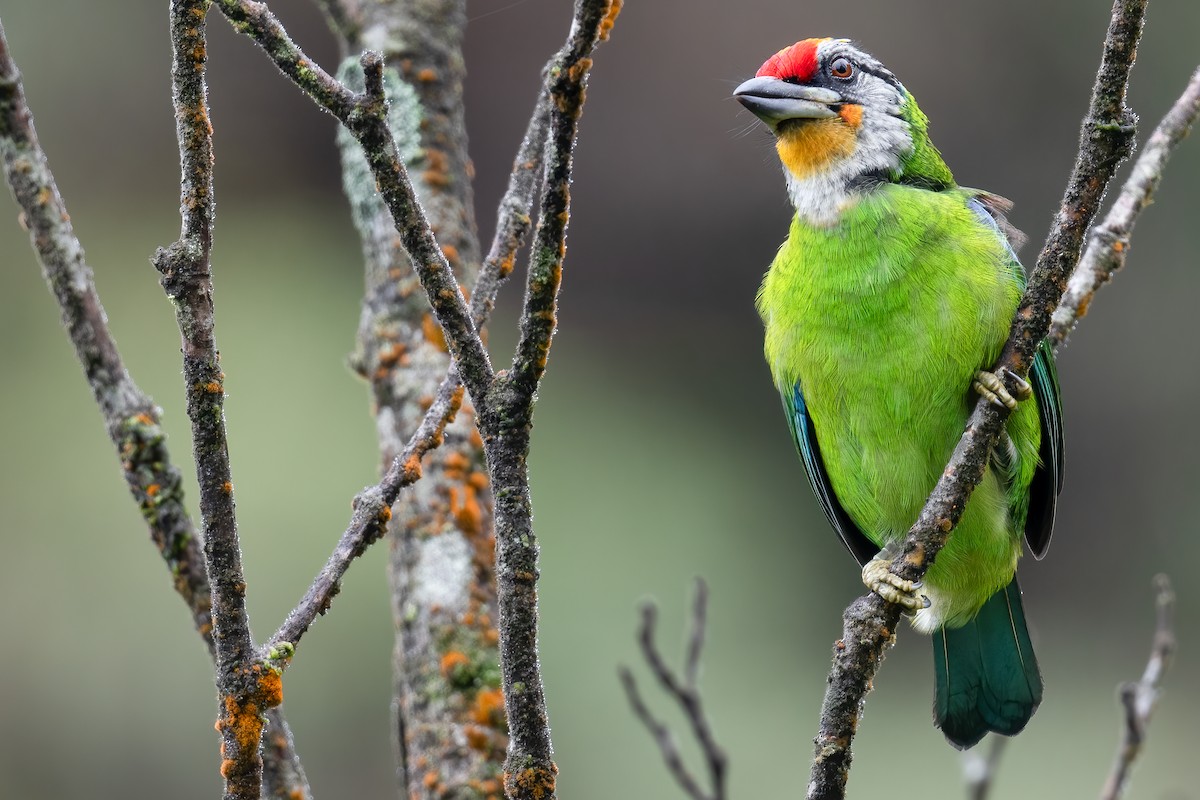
[1,0,1198,797]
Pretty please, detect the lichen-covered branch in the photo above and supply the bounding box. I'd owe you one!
[154,4,284,797]
[0,14,307,800]
[476,4,620,799]
[0,18,210,646]
[620,579,727,800]
[1099,575,1176,800]
[1049,67,1200,347]
[806,2,1150,798]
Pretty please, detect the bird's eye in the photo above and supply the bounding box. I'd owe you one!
[829,57,854,79]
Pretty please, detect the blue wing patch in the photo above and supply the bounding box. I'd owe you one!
[783,385,879,567]
[968,196,1064,559]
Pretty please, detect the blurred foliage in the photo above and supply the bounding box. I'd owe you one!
[1,0,1198,798]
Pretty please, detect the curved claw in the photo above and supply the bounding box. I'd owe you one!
[862,557,928,611]
[973,367,1032,410]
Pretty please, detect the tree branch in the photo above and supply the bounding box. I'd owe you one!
[0,13,308,800]
[154,3,285,797]
[620,579,727,800]
[1049,67,1200,347]
[473,5,620,800]
[1099,575,1176,800]
[269,86,552,653]
[807,2,1150,797]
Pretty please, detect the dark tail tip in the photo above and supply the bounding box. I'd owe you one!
[932,579,1043,749]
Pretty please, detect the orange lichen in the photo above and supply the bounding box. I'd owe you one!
[378,341,407,366]
[220,759,236,778]
[201,381,223,394]
[483,628,499,646]
[472,687,505,727]
[417,68,437,83]
[468,471,489,492]
[222,693,264,754]
[403,454,424,482]
[421,314,448,352]
[146,484,161,497]
[258,668,284,709]
[465,724,490,751]
[442,243,459,266]
[567,57,593,84]
[379,505,392,522]
[440,650,471,677]
[505,764,558,800]
[599,0,622,40]
[449,484,483,536]
[444,452,470,475]
[423,770,440,789]
[222,481,233,495]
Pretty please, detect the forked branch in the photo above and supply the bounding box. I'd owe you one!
[620,579,727,800]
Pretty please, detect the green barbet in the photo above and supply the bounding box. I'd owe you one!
[735,38,1064,749]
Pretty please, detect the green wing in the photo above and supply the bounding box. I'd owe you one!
[968,195,1064,558]
[783,385,879,566]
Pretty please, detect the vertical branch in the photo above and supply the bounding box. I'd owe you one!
[329,0,504,794]
[154,3,280,797]
[479,4,620,799]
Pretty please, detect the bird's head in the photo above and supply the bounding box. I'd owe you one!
[735,38,953,213]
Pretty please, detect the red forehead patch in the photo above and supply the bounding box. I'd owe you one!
[756,38,826,82]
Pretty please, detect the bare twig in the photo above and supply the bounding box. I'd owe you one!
[1050,67,1200,346]
[807,2,1150,798]
[620,579,727,800]
[962,737,1008,800]
[1099,575,1176,800]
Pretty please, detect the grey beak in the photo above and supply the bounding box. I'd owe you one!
[734,76,841,128]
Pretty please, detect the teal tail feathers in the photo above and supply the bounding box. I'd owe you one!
[932,578,1043,749]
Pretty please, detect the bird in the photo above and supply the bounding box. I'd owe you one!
[734,38,1063,749]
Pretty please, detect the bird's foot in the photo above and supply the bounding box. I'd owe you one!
[973,367,1032,410]
[862,555,929,611]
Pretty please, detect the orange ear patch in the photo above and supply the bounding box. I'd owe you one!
[837,103,863,127]
[776,118,856,179]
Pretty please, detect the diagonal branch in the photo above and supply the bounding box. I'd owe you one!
[1099,575,1176,800]
[268,88,551,653]
[620,579,727,800]
[1049,67,1200,347]
[807,2,1152,797]
[213,0,494,407]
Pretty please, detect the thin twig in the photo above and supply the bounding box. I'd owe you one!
[807,2,1150,798]
[1049,67,1200,347]
[962,737,1008,800]
[0,17,310,799]
[478,4,620,799]
[620,579,727,800]
[1099,575,1176,800]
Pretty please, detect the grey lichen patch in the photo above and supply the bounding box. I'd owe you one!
[413,529,473,614]
[336,56,424,249]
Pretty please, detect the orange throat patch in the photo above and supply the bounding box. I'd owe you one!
[775,114,858,180]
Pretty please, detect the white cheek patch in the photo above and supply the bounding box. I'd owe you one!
[782,84,912,226]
